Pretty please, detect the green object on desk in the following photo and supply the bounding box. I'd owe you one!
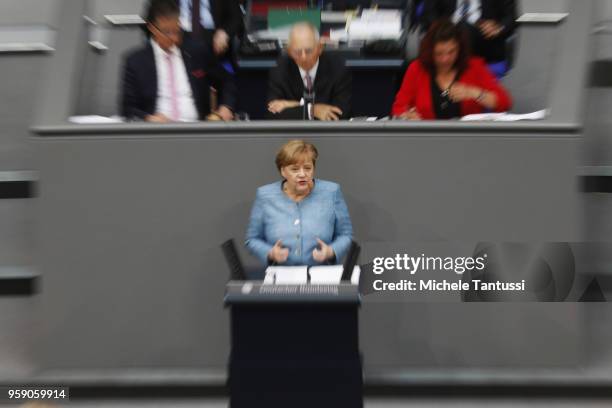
[268,8,321,31]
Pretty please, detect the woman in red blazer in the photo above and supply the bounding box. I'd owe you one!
[392,19,512,120]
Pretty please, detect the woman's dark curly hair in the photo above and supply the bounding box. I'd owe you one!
[419,18,471,75]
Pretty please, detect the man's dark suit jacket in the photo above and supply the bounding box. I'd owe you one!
[120,41,237,120]
[422,0,517,63]
[208,0,244,39]
[182,0,244,52]
[266,53,352,120]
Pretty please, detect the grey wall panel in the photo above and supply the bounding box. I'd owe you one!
[584,193,612,242]
[582,87,612,165]
[592,33,612,61]
[594,0,612,23]
[90,0,147,23]
[0,0,61,27]
[520,0,569,14]
[0,298,38,380]
[502,25,559,113]
[32,131,581,370]
[0,200,34,266]
[0,54,48,170]
[76,27,145,116]
[363,303,583,369]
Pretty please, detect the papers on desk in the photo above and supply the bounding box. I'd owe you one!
[264,266,308,284]
[360,9,402,22]
[310,265,361,285]
[347,9,402,40]
[264,265,360,285]
[349,116,379,121]
[329,28,349,42]
[68,115,124,124]
[460,109,549,122]
[321,11,353,24]
[347,20,402,40]
[249,27,292,42]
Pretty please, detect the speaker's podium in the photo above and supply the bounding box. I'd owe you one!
[224,280,363,408]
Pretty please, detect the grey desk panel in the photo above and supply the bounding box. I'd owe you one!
[32,120,581,136]
[31,129,581,372]
[224,282,360,304]
[237,58,404,69]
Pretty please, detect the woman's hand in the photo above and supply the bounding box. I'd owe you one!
[312,238,335,263]
[397,107,422,120]
[268,240,289,264]
[448,83,482,102]
[450,83,498,109]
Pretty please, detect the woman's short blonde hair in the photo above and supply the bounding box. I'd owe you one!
[275,140,319,172]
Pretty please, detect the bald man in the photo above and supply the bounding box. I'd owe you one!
[266,23,352,120]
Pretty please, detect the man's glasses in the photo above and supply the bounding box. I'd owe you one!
[291,47,316,57]
[150,22,182,39]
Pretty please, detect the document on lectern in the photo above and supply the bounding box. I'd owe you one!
[308,265,343,284]
[263,265,361,285]
[309,265,361,284]
[264,266,308,284]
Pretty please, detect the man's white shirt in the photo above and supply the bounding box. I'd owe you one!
[297,59,319,120]
[180,0,215,31]
[452,0,482,25]
[298,59,319,90]
[151,39,199,122]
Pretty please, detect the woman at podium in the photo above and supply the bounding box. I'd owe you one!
[391,19,512,120]
[245,140,353,266]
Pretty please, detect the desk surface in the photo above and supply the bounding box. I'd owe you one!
[31,120,581,137]
[238,58,405,69]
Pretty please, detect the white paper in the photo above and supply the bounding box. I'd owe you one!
[347,9,402,40]
[360,9,402,22]
[309,265,343,284]
[350,265,360,285]
[250,27,292,41]
[68,115,124,124]
[308,265,361,285]
[264,266,308,284]
[349,116,379,121]
[460,109,548,122]
[330,28,348,42]
[348,20,401,40]
[321,11,351,24]
[494,109,549,121]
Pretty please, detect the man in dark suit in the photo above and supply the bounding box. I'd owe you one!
[422,0,517,64]
[120,0,236,122]
[267,22,351,121]
[179,0,243,58]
